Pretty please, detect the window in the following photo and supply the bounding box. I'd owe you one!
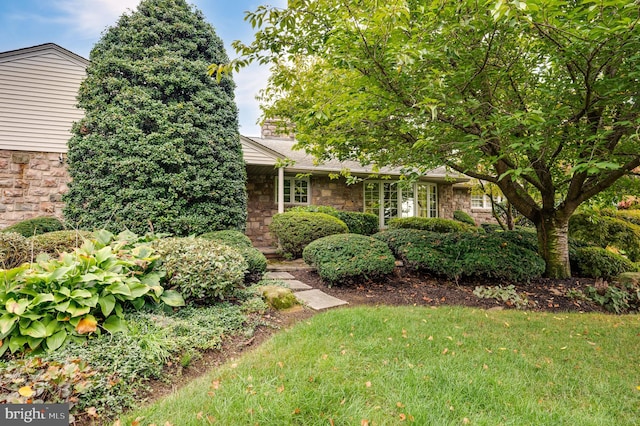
[364,181,437,228]
[471,194,501,209]
[276,177,309,204]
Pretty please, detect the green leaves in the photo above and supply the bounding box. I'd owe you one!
[0,230,183,356]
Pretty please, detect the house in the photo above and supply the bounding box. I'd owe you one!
[1,43,482,244]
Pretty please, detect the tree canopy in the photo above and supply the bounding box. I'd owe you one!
[226,0,640,277]
[65,0,246,236]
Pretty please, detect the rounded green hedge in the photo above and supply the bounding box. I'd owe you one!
[27,230,92,257]
[270,211,348,259]
[288,206,379,235]
[153,237,247,303]
[387,217,480,233]
[373,228,545,282]
[453,210,476,226]
[570,246,637,279]
[2,217,65,237]
[303,233,396,285]
[199,230,253,248]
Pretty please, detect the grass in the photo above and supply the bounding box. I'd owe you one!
[120,306,640,425]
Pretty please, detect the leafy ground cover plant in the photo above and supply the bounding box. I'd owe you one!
[1,217,65,237]
[473,285,532,309]
[153,237,247,303]
[303,233,395,286]
[0,230,184,356]
[270,211,348,258]
[0,300,265,423]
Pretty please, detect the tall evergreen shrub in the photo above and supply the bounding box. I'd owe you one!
[64,0,247,235]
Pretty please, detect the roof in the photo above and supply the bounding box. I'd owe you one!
[0,43,89,67]
[241,136,469,183]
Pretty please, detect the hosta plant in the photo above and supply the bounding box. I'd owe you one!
[0,230,184,357]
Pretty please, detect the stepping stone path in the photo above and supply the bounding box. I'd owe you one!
[264,270,348,311]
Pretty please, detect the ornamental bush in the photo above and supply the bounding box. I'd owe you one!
[27,230,92,257]
[373,229,545,282]
[153,237,247,302]
[0,232,29,269]
[1,217,64,237]
[289,206,379,235]
[569,213,640,261]
[199,231,266,283]
[270,211,348,259]
[64,0,246,236]
[453,210,476,226]
[388,217,480,233]
[570,247,637,279]
[303,234,395,285]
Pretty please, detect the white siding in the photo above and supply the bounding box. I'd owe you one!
[0,47,87,153]
[240,136,281,165]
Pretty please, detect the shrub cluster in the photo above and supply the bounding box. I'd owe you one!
[0,232,29,269]
[570,247,637,279]
[569,212,640,261]
[453,210,476,226]
[1,217,65,237]
[374,228,545,282]
[0,230,184,356]
[303,234,396,285]
[27,230,92,257]
[577,275,640,314]
[199,230,267,283]
[153,237,247,302]
[388,217,480,233]
[270,211,348,258]
[289,205,379,235]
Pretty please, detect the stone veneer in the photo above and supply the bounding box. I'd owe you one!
[0,150,70,228]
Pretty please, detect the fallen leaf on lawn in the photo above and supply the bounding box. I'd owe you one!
[18,386,34,397]
[365,381,372,388]
[397,402,405,408]
[211,380,220,390]
[196,412,203,420]
[483,364,489,370]
[361,420,370,426]
[86,407,98,418]
[399,413,407,421]
[164,422,173,426]
[428,336,433,340]
[442,348,449,355]
[330,419,335,426]
[463,418,470,424]
[231,363,238,369]
[322,354,328,359]
[636,385,640,391]
[112,421,121,426]
[292,408,301,415]
[277,385,285,393]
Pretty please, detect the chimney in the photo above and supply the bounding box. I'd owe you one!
[260,118,295,140]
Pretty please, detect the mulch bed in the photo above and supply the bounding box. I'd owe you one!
[289,268,605,313]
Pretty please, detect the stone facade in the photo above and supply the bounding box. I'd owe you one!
[0,150,70,228]
[260,118,295,140]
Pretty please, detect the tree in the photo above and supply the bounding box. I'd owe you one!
[65,0,246,236]
[223,0,640,278]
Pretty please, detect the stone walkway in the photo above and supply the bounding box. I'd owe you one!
[264,270,348,311]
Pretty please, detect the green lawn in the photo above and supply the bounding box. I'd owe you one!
[120,306,640,425]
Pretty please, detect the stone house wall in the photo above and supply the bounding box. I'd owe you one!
[0,150,70,228]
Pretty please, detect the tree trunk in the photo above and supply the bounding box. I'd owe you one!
[535,215,571,278]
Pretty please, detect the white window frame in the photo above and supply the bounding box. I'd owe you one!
[364,181,438,228]
[275,176,310,205]
[471,194,502,209]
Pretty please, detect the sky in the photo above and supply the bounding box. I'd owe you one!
[0,0,286,137]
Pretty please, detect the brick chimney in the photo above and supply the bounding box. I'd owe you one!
[260,118,295,140]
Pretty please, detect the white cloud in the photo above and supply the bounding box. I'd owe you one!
[52,0,139,38]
